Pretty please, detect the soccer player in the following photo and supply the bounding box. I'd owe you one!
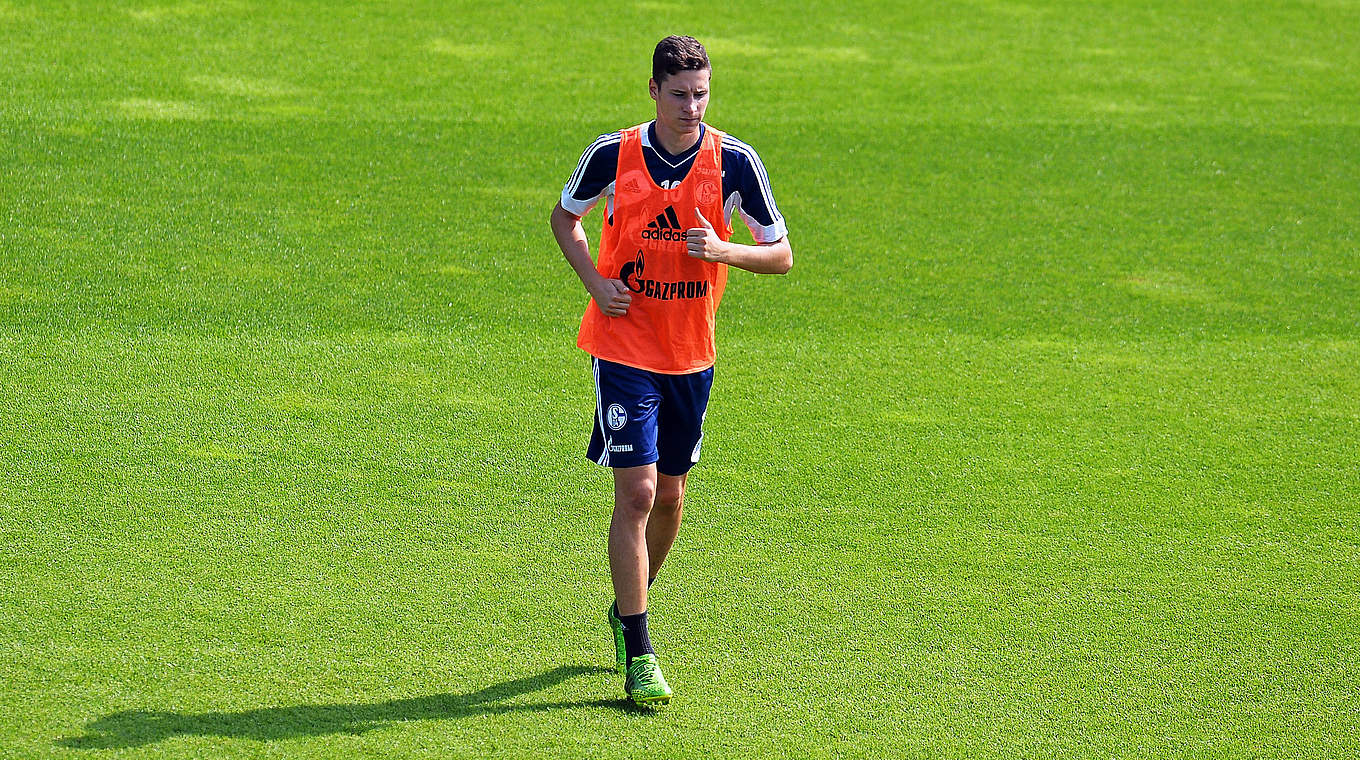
[550,35,792,706]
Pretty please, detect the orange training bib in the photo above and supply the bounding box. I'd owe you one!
[577,123,732,374]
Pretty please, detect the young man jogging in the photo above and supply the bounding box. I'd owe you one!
[550,35,792,706]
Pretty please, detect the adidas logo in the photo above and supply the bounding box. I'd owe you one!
[641,206,685,242]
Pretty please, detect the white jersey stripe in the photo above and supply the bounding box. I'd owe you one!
[568,133,619,192]
[565,133,621,200]
[726,138,780,221]
[725,137,783,229]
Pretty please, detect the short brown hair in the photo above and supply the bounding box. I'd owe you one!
[652,36,710,84]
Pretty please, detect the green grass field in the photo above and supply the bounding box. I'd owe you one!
[4,1,1359,757]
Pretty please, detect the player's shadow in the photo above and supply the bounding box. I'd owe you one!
[59,664,640,749]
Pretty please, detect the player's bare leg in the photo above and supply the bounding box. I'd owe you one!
[646,472,687,581]
[608,463,673,704]
[609,464,657,616]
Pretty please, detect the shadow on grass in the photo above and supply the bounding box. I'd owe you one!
[59,664,646,749]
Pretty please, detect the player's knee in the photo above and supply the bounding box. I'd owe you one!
[616,478,657,518]
[653,483,684,515]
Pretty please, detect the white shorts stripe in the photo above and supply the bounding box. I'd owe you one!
[593,358,611,466]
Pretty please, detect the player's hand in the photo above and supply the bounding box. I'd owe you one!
[592,278,632,317]
[685,208,727,263]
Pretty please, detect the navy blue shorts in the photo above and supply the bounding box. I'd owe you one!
[587,357,714,475]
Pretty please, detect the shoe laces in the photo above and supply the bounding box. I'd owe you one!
[630,657,664,688]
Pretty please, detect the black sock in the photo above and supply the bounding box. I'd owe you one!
[618,611,654,662]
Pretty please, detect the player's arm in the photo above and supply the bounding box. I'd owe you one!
[550,201,632,317]
[684,208,793,274]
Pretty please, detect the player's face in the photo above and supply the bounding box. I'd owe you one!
[650,68,710,138]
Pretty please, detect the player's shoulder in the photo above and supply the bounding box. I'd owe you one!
[714,130,767,168]
[578,130,624,162]
[712,128,754,150]
[567,131,624,191]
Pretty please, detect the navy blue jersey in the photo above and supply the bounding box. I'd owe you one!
[560,122,788,244]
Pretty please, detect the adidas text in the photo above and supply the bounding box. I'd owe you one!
[641,227,686,242]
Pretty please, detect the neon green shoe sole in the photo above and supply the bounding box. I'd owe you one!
[607,603,626,674]
[624,653,672,706]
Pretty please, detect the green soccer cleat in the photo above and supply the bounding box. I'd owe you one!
[607,603,627,674]
[624,653,672,706]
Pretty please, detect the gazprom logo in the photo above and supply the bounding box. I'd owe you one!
[618,248,709,301]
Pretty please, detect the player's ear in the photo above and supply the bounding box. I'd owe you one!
[649,78,659,101]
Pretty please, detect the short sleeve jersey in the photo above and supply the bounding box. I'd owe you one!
[560,121,788,244]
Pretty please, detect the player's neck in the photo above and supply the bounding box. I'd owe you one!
[653,120,701,156]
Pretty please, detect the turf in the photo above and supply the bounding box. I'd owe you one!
[3,1,1358,758]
